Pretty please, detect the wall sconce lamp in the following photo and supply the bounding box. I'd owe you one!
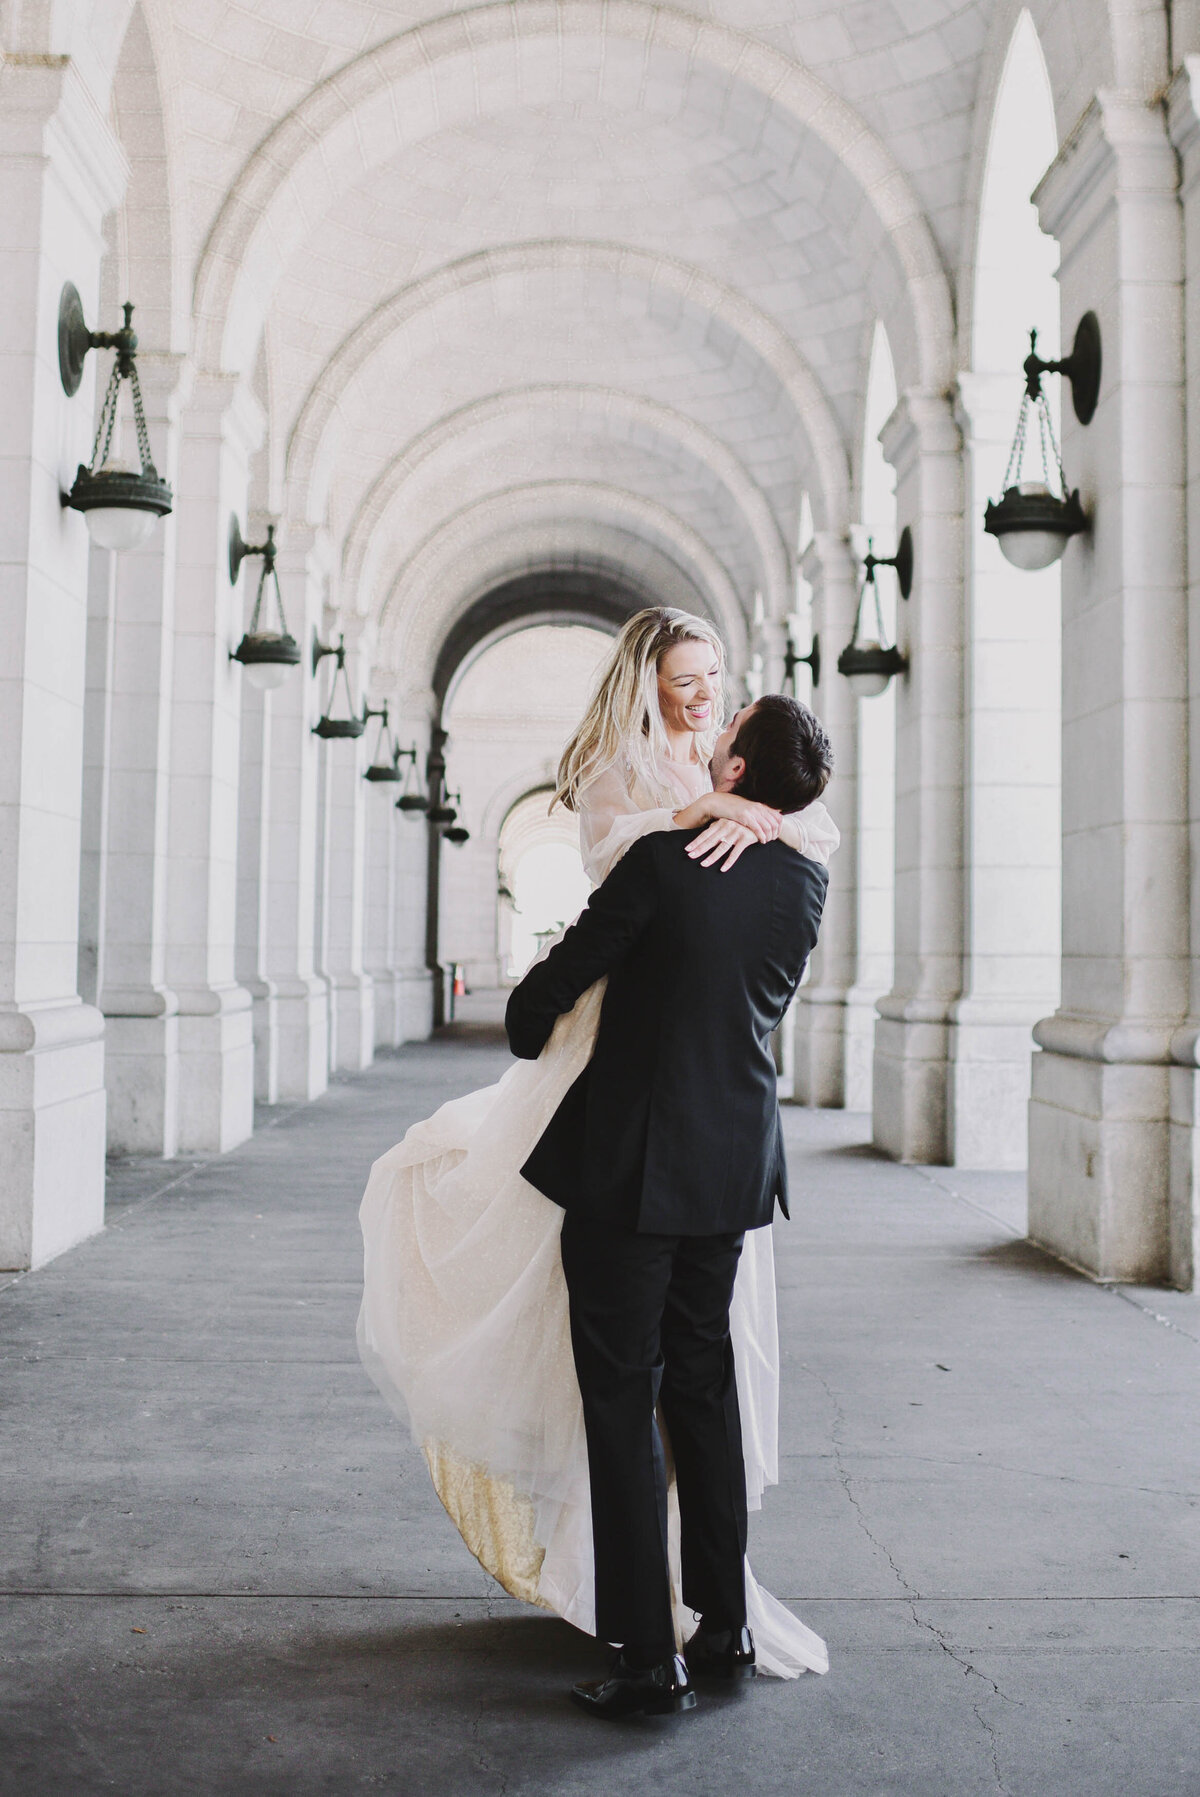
[837,529,912,698]
[783,621,820,693]
[311,634,366,739]
[984,314,1100,570]
[428,787,460,827]
[229,517,301,690]
[394,746,429,814]
[58,285,173,550]
[363,701,402,781]
[438,790,470,845]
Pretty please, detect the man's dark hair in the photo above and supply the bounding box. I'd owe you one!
[730,694,833,813]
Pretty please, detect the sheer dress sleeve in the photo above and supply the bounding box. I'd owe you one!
[778,799,839,867]
[576,764,678,886]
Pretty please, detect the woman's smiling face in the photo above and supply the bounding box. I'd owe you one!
[656,640,721,742]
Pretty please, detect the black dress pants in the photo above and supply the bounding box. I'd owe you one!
[559,1210,748,1661]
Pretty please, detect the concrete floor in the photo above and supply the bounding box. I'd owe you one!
[2,1038,1199,1796]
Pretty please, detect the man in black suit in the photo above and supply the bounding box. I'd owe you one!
[505,693,832,1719]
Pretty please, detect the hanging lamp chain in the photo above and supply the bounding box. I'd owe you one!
[87,350,158,479]
[848,540,895,652]
[1003,327,1070,499]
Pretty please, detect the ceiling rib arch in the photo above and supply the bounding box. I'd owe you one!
[335,384,792,622]
[192,0,954,392]
[433,571,640,714]
[379,482,744,704]
[285,240,850,534]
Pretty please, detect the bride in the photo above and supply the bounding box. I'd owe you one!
[358,607,837,1678]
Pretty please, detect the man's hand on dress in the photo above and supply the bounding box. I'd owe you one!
[671,792,783,872]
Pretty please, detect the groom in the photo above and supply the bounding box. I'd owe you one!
[505,692,833,1719]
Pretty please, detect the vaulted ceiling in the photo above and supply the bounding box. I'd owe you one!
[17,0,1142,691]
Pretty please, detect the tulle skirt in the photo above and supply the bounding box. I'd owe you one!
[357,979,828,1678]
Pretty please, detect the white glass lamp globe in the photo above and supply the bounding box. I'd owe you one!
[82,459,158,552]
[242,657,291,692]
[995,482,1071,572]
[845,645,892,700]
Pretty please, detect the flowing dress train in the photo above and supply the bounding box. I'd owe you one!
[358,758,837,1678]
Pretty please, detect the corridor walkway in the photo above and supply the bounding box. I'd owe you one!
[2,1036,1198,1796]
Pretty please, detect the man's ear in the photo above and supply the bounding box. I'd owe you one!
[718,755,746,793]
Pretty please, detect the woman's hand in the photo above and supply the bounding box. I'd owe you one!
[672,791,783,869]
[685,819,761,871]
[673,790,782,840]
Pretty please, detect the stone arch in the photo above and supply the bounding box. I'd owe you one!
[106,0,186,354]
[377,481,744,707]
[434,571,640,717]
[334,384,793,626]
[286,242,849,537]
[1017,0,1169,145]
[495,784,580,888]
[191,1,954,391]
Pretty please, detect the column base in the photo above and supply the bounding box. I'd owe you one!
[843,992,881,1113]
[370,971,398,1050]
[175,985,254,1154]
[1168,1063,1200,1291]
[872,1006,950,1162]
[271,976,329,1101]
[328,972,375,1073]
[791,988,846,1108]
[104,1005,181,1159]
[947,1004,1042,1170]
[397,970,434,1043]
[0,1001,107,1270]
[1028,1046,1170,1283]
[246,983,277,1105]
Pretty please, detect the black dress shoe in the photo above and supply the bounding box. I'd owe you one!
[570,1652,698,1719]
[686,1624,757,1680]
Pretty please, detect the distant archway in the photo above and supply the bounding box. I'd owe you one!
[429,613,619,1023]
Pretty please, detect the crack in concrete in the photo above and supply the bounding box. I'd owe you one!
[973,1698,1009,1795]
[1109,1284,1200,1349]
[469,1592,508,1795]
[803,1362,1023,1734]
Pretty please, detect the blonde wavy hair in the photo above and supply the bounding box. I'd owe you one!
[554,607,727,813]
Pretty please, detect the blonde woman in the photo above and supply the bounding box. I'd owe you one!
[357,608,837,1678]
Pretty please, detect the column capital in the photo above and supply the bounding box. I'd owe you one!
[182,372,265,460]
[1034,91,1177,248]
[879,389,960,476]
[1168,57,1200,177]
[954,370,1021,445]
[0,55,126,222]
[800,530,856,587]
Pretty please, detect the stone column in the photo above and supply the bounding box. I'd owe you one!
[166,374,262,1152]
[364,757,401,1050]
[234,524,328,1102]
[1029,97,1187,1283]
[318,620,375,1071]
[1166,67,1200,1288]
[393,713,434,1042]
[87,356,190,1155]
[872,394,965,1162]
[792,533,860,1107]
[950,373,1062,1169]
[0,60,123,1266]
[235,619,272,1100]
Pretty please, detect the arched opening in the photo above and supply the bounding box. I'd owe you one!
[435,620,615,1020]
[953,8,1061,1171]
[497,790,592,978]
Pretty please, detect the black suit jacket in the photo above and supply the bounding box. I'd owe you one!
[505,829,828,1235]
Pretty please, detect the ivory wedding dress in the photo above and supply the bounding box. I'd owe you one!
[358,757,837,1678]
